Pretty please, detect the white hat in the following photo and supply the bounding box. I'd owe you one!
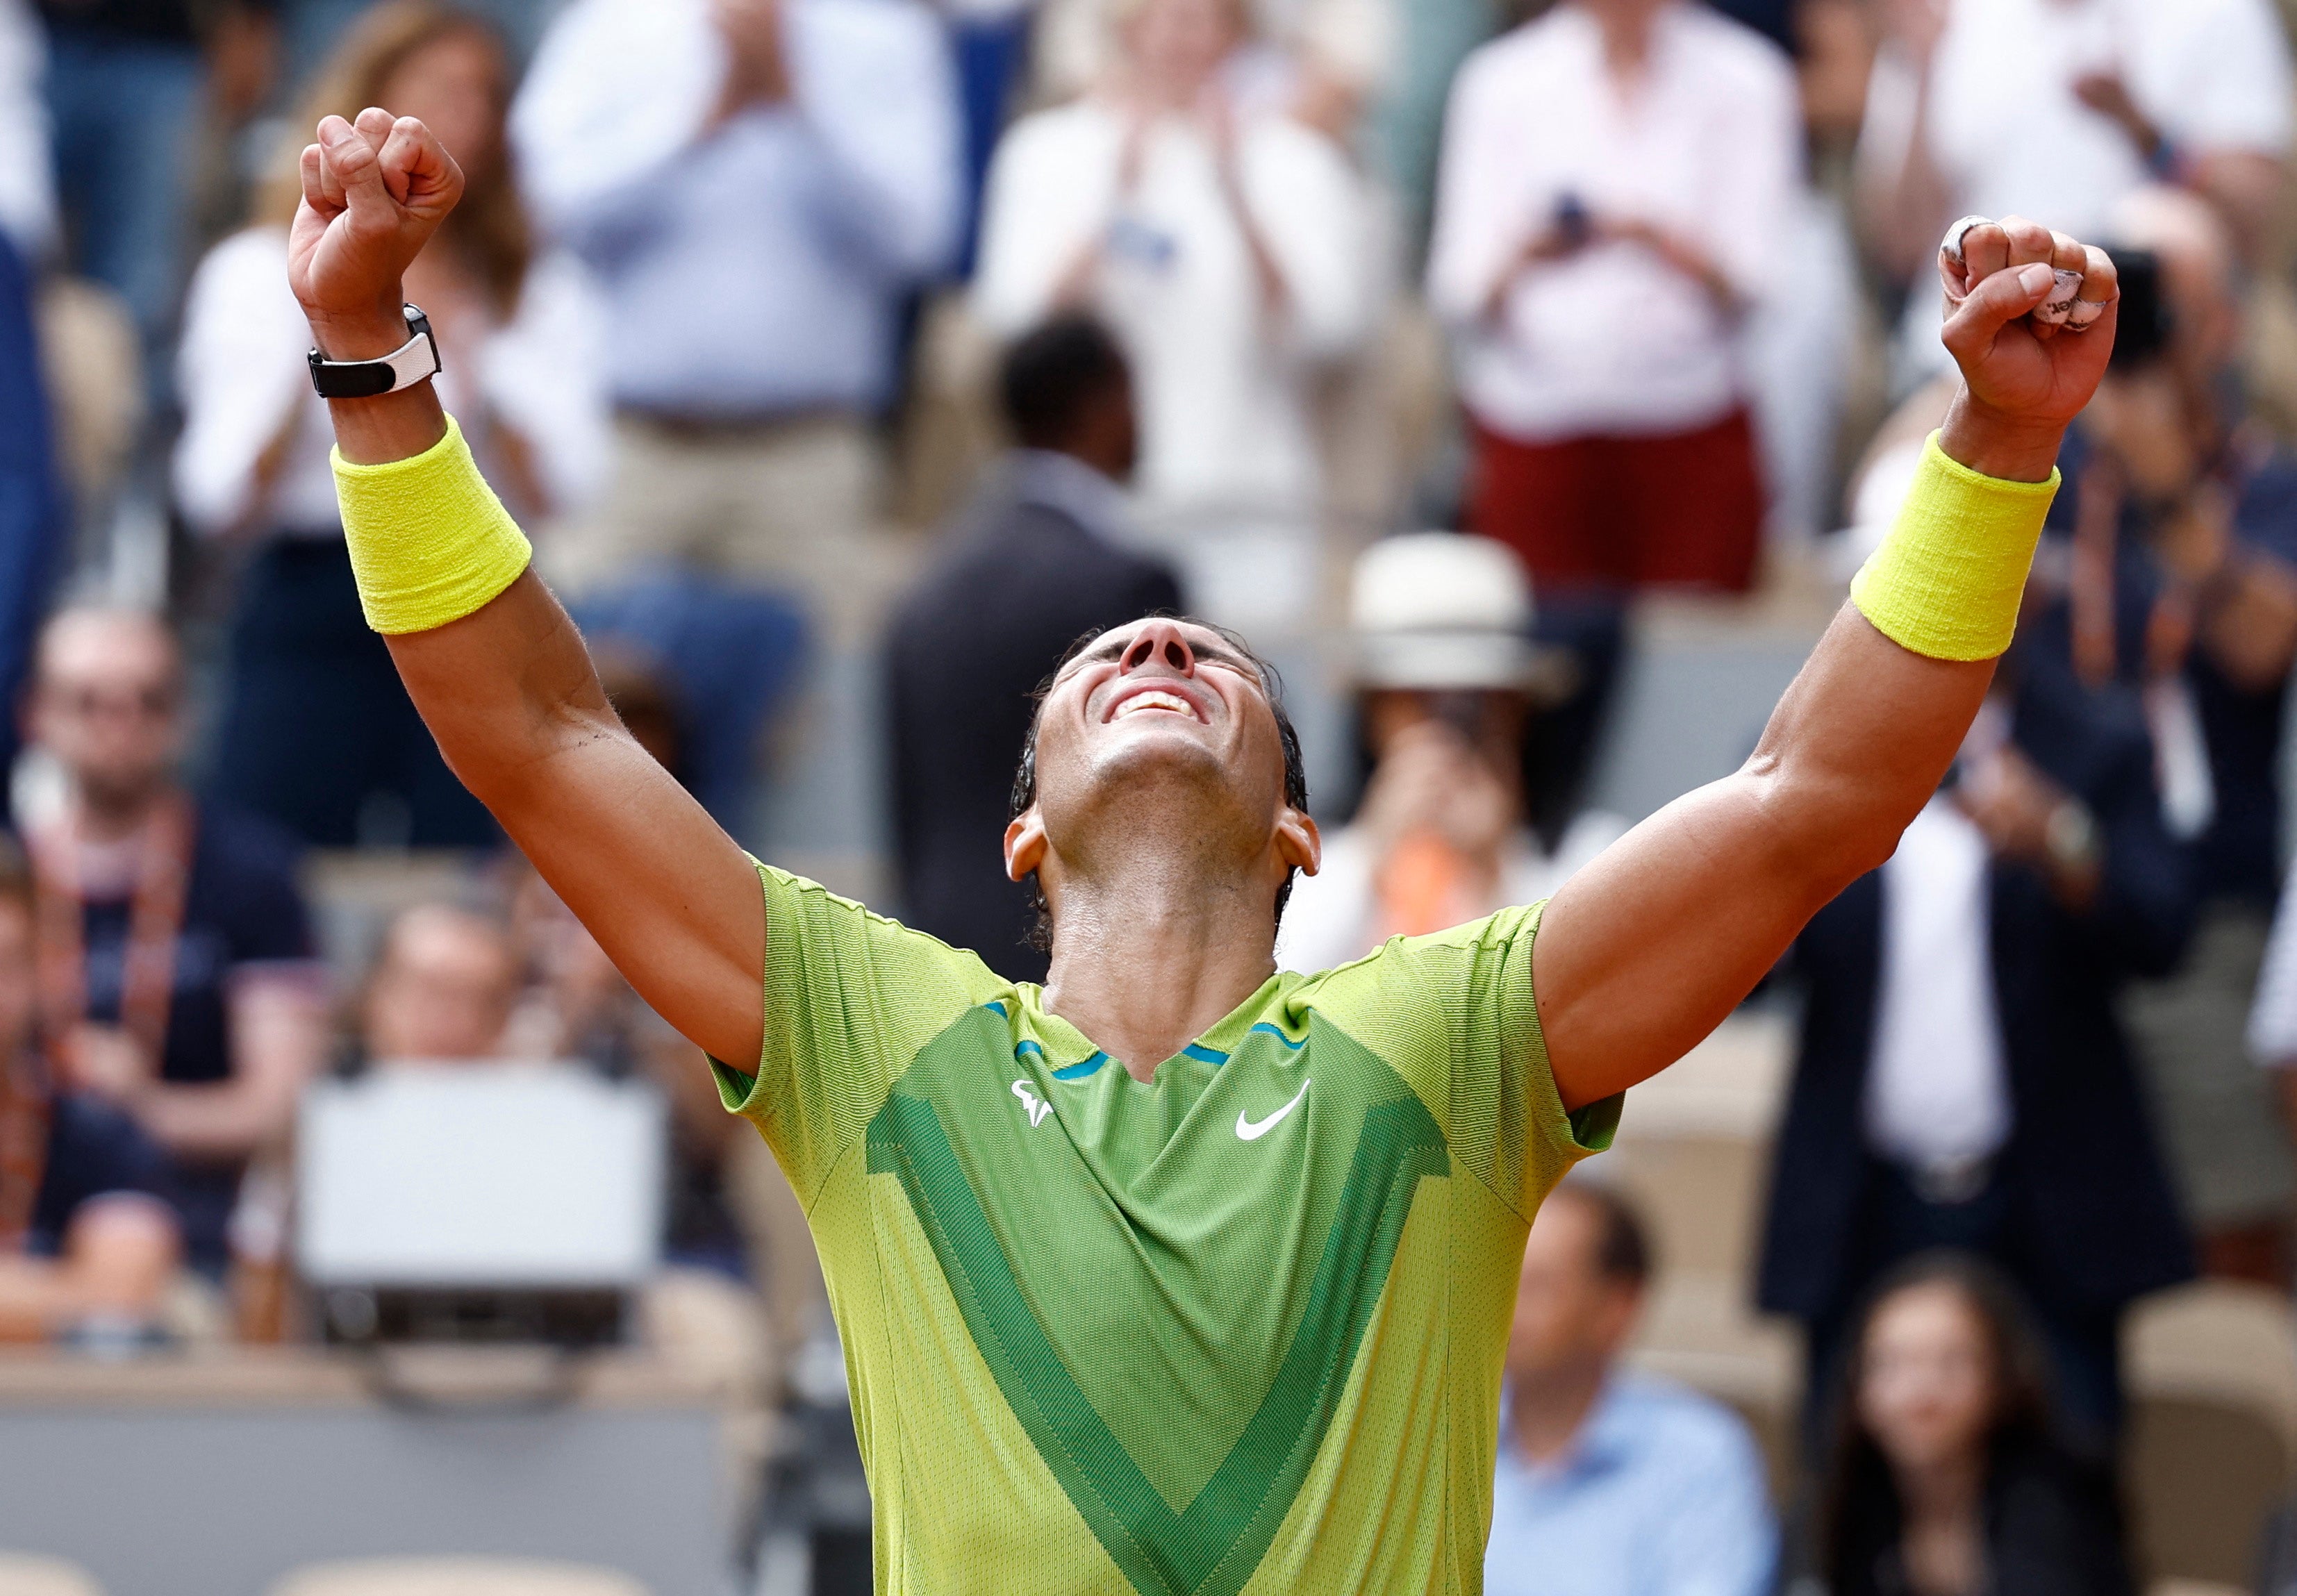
[1350,533,1539,692]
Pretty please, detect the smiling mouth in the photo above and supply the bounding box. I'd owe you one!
[1107,688,1204,724]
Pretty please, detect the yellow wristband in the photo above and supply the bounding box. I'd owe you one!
[1849,432,2059,663]
[332,415,533,635]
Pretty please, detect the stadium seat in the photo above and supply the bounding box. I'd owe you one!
[2126,1283,2297,1585]
[0,1554,103,1596]
[265,1559,650,1596]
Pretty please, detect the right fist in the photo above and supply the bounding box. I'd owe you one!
[289,108,464,359]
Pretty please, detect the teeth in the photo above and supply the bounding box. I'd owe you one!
[1115,690,1193,720]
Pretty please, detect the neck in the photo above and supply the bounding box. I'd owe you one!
[1588,0,1660,78]
[1041,850,1279,1081]
[1895,1448,1988,1527]
[1509,1358,1609,1465]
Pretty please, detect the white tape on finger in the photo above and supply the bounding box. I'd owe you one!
[2032,269,2083,327]
[2066,298,2109,332]
[1940,215,1991,264]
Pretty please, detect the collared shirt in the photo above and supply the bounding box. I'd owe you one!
[511,0,963,418]
[1484,1374,1776,1596]
[1427,1,1800,442]
[1004,448,1135,549]
[1865,795,2013,1177]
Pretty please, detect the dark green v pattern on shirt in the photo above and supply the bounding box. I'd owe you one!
[866,1090,1451,1596]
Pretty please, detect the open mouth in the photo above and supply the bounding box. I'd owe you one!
[1104,684,1207,724]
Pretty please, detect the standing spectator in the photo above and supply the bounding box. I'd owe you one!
[1856,0,2291,385]
[176,1,605,850]
[1758,638,2195,1446]
[1427,0,1797,601]
[0,0,54,263]
[0,833,183,1345]
[18,608,327,1278]
[1484,1181,1776,1596]
[510,0,963,608]
[1804,1254,2134,1596]
[887,316,1180,983]
[2059,188,2297,1281]
[1279,533,1621,974]
[974,0,1372,626]
[34,0,277,348]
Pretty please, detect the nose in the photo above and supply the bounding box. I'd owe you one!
[1118,620,1197,677]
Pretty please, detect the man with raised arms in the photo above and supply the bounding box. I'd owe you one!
[290,103,2114,1596]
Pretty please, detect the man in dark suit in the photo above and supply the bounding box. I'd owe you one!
[887,317,1182,982]
[1757,604,2197,1448]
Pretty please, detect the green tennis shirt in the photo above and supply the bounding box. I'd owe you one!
[718,863,1621,1595]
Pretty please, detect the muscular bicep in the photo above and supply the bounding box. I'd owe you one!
[1530,607,1993,1110]
[385,572,768,1070]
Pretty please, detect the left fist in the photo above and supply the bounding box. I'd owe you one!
[1939,215,2118,432]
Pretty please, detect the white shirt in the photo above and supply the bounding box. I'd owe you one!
[973,99,1372,529]
[1276,812,1625,974]
[0,0,52,261]
[1865,796,2013,1176]
[172,226,610,538]
[1426,1,1800,442]
[1862,0,2292,379]
[511,0,962,416]
[2248,852,2297,1067]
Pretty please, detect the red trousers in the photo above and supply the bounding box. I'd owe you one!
[1467,408,1764,594]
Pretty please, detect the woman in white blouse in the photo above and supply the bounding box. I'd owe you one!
[176,0,605,849]
[972,0,1372,627]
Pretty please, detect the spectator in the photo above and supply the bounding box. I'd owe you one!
[360,903,517,1066]
[974,0,1373,626]
[1278,533,1621,973]
[1484,1181,1776,1596]
[887,315,1180,983]
[510,0,963,607]
[33,0,277,349]
[176,0,605,850]
[19,607,328,1276]
[1806,1252,2134,1596]
[0,223,60,789]
[1758,622,2195,1445]
[1427,0,1798,601]
[1855,0,2291,386]
[2058,188,2297,1281]
[0,0,53,263]
[0,833,183,1345]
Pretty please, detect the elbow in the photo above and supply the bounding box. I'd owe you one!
[1747,758,1919,906]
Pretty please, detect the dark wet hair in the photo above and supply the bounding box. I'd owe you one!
[1009,616,1309,951]
[1000,315,1132,451]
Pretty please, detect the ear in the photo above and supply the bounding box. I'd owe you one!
[1276,807,1321,878]
[1004,809,1048,884]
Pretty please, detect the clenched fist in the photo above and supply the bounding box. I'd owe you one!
[290,108,465,363]
[1934,215,2119,482]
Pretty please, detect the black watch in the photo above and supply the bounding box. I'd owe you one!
[307,304,442,400]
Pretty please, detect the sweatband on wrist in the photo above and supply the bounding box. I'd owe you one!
[1849,432,2059,663]
[331,414,533,635]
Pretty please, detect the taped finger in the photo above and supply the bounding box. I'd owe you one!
[1941,215,1991,265]
[2065,297,2111,332]
[2032,269,2084,326]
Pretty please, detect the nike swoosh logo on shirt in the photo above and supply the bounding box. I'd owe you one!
[1236,1079,1311,1141]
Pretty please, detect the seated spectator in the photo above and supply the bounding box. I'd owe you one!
[1758,596,2195,1445]
[0,835,183,1345]
[19,608,326,1278]
[1427,0,1797,600]
[1807,1253,2133,1596]
[1279,533,1621,973]
[974,0,1373,626]
[176,0,606,849]
[1856,0,2291,385]
[360,903,520,1067]
[2055,188,2297,1281]
[510,0,961,610]
[1484,1180,1775,1596]
[887,315,1181,983]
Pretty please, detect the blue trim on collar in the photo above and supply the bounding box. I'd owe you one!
[1014,1039,1046,1063]
[1247,1022,1304,1050]
[985,999,1009,1017]
[1181,1042,1228,1065]
[1053,1051,1110,1081]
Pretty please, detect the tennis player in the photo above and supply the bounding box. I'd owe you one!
[290,106,2114,1596]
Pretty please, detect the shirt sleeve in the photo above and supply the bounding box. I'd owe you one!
[172,228,314,536]
[2159,0,2294,157]
[1646,1400,1780,1596]
[1289,901,1620,1221]
[972,111,1116,338]
[1702,45,1802,306]
[2250,854,2297,1065]
[1424,48,1523,329]
[1241,119,1373,361]
[714,861,1009,1204]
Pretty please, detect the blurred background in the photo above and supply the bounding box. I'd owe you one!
[8,0,2297,1591]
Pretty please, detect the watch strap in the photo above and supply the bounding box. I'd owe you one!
[308,305,441,400]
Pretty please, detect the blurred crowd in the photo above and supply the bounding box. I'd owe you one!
[10,0,2297,1587]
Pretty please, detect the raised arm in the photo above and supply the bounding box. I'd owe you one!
[290,110,765,1069]
[1535,217,2118,1111]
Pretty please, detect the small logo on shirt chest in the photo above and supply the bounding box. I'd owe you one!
[1011,1080,1053,1127]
